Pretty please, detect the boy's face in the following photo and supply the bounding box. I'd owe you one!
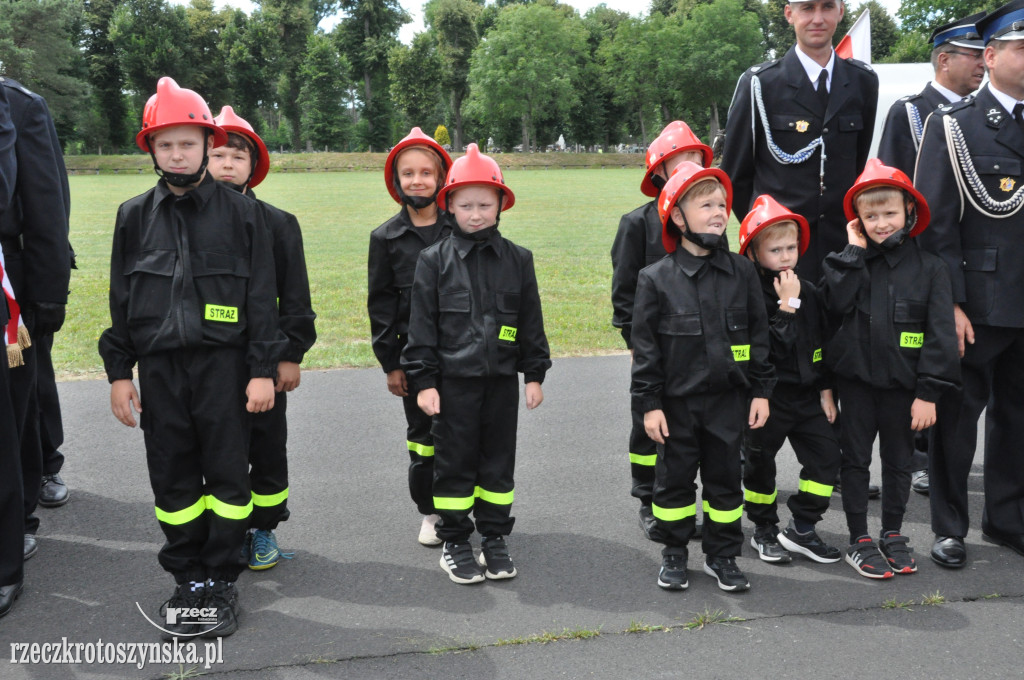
[750,224,800,271]
[785,0,843,53]
[449,185,501,233]
[856,194,912,245]
[208,143,253,187]
[150,125,210,178]
[396,148,440,201]
[656,150,704,181]
[671,185,728,236]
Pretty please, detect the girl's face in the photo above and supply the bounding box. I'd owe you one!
[396,148,440,200]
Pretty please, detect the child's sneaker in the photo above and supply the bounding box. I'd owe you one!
[158,582,204,639]
[778,521,842,563]
[750,524,792,563]
[657,548,688,590]
[418,514,442,546]
[248,529,281,570]
[201,580,240,638]
[477,535,517,580]
[440,541,485,584]
[703,556,750,592]
[878,531,917,574]
[845,536,895,579]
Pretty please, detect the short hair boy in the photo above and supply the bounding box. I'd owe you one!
[821,158,960,579]
[99,77,286,637]
[401,144,551,585]
[738,195,842,565]
[631,162,775,592]
[610,121,712,538]
[208,105,317,571]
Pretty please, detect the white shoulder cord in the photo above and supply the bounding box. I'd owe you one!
[751,75,827,194]
[944,114,1024,219]
[906,102,924,153]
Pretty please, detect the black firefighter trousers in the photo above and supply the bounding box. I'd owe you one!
[249,390,289,531]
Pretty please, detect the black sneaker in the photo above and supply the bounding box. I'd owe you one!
[202,580,240,638]
[751,525,792,564]
[845,536,894,579]
[778,522,842,563]
[440,541,485,584]
[638,504,657,540]
[158,583,204,640]
[658,548,688,590]
[477,536,517,580]
[878,531,917,574]
[703,556,750,592]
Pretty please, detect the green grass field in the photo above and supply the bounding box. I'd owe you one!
[59,169,740,378]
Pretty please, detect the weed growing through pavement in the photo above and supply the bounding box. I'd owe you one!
[162,666,204,680]
[683,608,746,631]
[624,619,665,633]
[982,593,1001,599]
[882,598,914,611]
[495,627,602,646]
[921,591,946,605]
[427,641,483,655]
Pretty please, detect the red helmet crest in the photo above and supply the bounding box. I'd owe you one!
[844,158,931,237]
[641,121,713,197]
[738,195,810,256]
[136,77,226,152]
[437,144,515,212]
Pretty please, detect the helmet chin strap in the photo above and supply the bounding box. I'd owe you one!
[869,204,916,252]
[149,129,212,188]
[678,208,726,251]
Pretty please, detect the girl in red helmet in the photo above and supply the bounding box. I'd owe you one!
[401,144,551,585]
[821,159,960,580]
[367,128,453,547]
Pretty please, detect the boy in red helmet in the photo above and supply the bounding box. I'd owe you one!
[821,158,959,579]
[738,195,842,566]
[402,144,551,584]
[610,121,712,538]
[99,78,286,637]
[368,127,453,546]
[207,105,317,571]
[631,162,774,592]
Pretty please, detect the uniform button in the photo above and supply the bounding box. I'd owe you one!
[789,122,795,127]
[994,164,1000,170]
[823,127,829,133]
[819,214,826,219]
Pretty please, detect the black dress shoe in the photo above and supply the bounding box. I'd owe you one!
[23,534,37,561]
[911,470,929,495]
[0,581,23,618]
[39,473,69,507]
[981,529,1024,557]
[930,535,967,568]
[867,483,881,499]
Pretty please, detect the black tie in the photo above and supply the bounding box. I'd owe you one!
[816,68,829,109]
[1014,102,1024,135]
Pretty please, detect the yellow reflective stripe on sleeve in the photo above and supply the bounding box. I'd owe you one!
[702,500,743,524]
[407,441,435,458]
[205,495,253,521]
[651,502,697,522]
[252,487,289,508]
[744,488,778,505]
[629,452,657,467]
[434,495,475,511]
[154,497,206,526]
[798,478,834,497]
[731,345,750,361]
[475,486,514,506]
[900,332,924,348]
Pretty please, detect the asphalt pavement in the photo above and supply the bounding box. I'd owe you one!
[2,355,1021,679]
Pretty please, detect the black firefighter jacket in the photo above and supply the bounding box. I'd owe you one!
[99,175,286,382]
[401,230,551,392]
[821,240,960,402]
[610,200,665,349]
[758,275,832,391]
[630,246,776,414]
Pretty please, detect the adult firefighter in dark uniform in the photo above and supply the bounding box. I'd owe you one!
[720,0,878,285]
[916,0,1024,568]
[878,14,986,178]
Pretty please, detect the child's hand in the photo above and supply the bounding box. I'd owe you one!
[110,379,142,428]
[820,389,837,423]
[644,409,669,444]
[276,361,301,392]
[773,270,801,310]
[386,369,409,397]
[417,387,440,416]
[953,304,975,358]
[525,381,543,410]
[910,398,936,431]
[748,397,770,429]
[846,218,867,249]
[246,377,276,413]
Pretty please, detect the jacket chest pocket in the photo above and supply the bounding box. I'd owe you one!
[726,308,751,361]
[439,289,473,348]
[125,249,176,322]
[835,115,865,157]
[893,298,927,350]
[193,252,250,328]
[973,155,1022,196]
[769,114,821,150]
[496,292,520,345]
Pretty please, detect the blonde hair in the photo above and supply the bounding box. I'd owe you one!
[853,186,906,212]
[750,220,800,251]
[681,178,725,205]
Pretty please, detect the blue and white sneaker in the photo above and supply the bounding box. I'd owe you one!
[248,529,281,571]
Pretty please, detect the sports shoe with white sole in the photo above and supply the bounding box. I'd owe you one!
[703,556,750,592]
[440,541,485,584]
[751,524,792,563]
[418,514,442,546]
[845,536,894,579]
[778,522,842,563]
[477,535,517,580]
[658,549,688,590]
[879,531,917,574]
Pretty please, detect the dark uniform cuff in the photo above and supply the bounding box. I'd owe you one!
[633,395,662,414]
[524,372,545,385]
[250,362,279,380]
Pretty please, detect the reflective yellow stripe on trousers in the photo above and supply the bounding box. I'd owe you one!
[629,453,656,467]
[651,502,697,522]
[744,488,778,505]
[252,487,289,508]
[798,478,834,497]
[155,495,253,525]
[408,441,435,458]
[702,500,743,523]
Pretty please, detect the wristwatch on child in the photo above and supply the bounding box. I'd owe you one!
[778,297,801,310]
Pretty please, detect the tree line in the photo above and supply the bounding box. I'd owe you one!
[0,0,998,155]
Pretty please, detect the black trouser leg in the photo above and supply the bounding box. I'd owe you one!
[35,332,64,475]
[628,400,656,505]
[838,378,878,541]
[982,329,1024,535]
[785,389,841,526]
[11,344,41,535]
[875,389,915,534]
[250,391,289,531]
[0,357,24,588]
[473,376,517,538]
[402,393,435,516]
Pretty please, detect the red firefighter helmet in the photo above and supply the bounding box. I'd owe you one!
[738,194,810,256]
[657,161,732,253]
[437,143,515,212]
[213,105,270,188]
[136,77,226,152]
[384,127,453,204]
[844,158,931,237]
[641,121,714,197]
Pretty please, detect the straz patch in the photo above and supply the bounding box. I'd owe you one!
[900,332,924,348]
[812,348,823,363]
[204,304,239,323]
[731,345,751,362]
[498,325,517,342]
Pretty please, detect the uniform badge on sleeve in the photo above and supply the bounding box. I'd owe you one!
[987,108,1003,125]
[795,120,809,133]
[1000,177,1016,192]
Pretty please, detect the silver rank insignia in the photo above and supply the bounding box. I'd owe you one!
[1000,177,1016,192]
[795,120,809,133]
[988,108,1003,125]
